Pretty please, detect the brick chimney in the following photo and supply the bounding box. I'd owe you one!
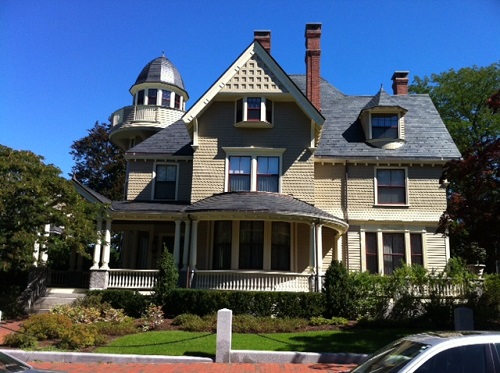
[391,71,409,95]
[305,23,322,111]
[254,30,271,53]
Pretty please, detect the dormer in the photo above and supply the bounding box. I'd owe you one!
[359,86,408,150]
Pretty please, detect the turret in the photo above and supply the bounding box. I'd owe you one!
[109,54,189,150]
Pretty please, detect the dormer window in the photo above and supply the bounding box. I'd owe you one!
[371,113,398,139]
[235,97,273,127]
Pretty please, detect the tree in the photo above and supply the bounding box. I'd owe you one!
[0,145,101,272]
[152,247,179,306]
[410,62,499,153]
[70,121,126,200]
[410,62,500,271]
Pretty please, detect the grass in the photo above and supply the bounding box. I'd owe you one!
[96,328,422,358]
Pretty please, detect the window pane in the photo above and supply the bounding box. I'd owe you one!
[147,89,157,105]
[137,90,144,105]
[175,94,181,109]
[383,233,405,275]
[266,99,273,123]
[271,222,290,271]
[239,221,263,269]
[155,165,176,199]
[377,169,406,204]
[257,157,279,192]
[229,156,251,191]
[213,221,232,270]
[411,234,423,266]
[372,114,398,139]
[247,97,261,121]
[161,90,171,107]
[365,232,378,274]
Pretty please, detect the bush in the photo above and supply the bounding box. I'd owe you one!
[3,332,37,349]
[172,313,215,332]
[323,260,354,318]
[140,304,165,331]
[21,313,73,340]
[57,324,103,350]
[92,290,150,318]
[152,249,179,306]
[309,316,349,326]
[94,318,138,336]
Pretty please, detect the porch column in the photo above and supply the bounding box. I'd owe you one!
[182,220,191,270]
[189,220,199,270]
[173,220,182,266]
[335,234,343,262]
[91,218,102,269]
[315,224,323,275]
[100,219,111,270]
[309,223,316,273]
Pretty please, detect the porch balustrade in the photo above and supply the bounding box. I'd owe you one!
[194,270,312,292]
[107,269,158,289]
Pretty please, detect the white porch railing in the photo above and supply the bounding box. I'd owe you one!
[112,105,159,125]
[107,269,158,289]
[194,270,312,292]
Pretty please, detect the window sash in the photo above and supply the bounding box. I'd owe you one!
[257,156,279,192]
[365,232,378,274]
[161,90,171,107]
[410,234,423,266]
[383,233,405,275]
[271,222,290,271]
[239,221,264,270]
[247,97,261,121]
[137,90,145,105]
[154,165,176,200]
[147,89,157,105]
[377,169,406,204]
[229,156,251,191]
[372,114,398,139]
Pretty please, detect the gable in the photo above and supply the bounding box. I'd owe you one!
[222,54,288,94]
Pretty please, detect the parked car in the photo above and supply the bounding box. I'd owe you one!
[0,350,66,372]
[349,331,500,373]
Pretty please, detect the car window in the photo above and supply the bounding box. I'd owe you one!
[351,340,429,373]
[414,344,487,373]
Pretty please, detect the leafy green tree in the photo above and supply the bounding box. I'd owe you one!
[0,145,101,272]
[322,260,354,318]
[152,247,179,306]
[70,121,126,200]
[410,62,499,153]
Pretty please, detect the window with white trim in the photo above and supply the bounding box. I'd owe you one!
[376,168,407,205]
[228,155,280,192]
[154,164,177,200]
[235,97,273,124]
[383,233,405,275]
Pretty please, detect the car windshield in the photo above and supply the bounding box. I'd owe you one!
[0,352,30,372]
[351,339,430,373]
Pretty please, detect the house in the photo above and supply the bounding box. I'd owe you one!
[70,24,461,292]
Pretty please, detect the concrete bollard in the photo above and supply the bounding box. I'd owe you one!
[216,308,233,363]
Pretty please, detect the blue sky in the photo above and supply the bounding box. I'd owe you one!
[1,0,499,177]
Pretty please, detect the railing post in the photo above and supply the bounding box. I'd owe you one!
[216,308,233,363]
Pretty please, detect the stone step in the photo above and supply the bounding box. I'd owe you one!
[33,288,87,313]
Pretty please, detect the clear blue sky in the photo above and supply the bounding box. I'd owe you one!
[1,0,499,177]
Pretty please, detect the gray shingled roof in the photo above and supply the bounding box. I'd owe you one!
[111,201,188,214]
[134,55,185,90]
[126,119,193,156]
[362,87,407,112]
[185,191,347,225]
[290,76,461,161]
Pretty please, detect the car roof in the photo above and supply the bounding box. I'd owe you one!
[403,331,500,347]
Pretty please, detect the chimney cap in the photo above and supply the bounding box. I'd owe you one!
[391,71,410,80]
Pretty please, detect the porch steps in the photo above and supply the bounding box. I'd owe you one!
[33,288,87,313]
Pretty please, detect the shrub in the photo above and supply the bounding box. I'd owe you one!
[141,304,165,331]
[2,332,37,349]
[309,316,349,326]
[323,260,354,318]
[98,290,150,318]
[172,313,214,332]
[21,313,73,340]
[152,248,179,306]
[94,318,138,336]
[58,324,103,350]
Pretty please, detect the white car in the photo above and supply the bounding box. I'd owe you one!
[350,331,500,373]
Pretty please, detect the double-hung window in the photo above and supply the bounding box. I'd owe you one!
[154,164,177,200]
[229,156,251,191]
[383,233,405,275]
[161,90,171,107]
[371,113,399,139]
[376,168,406,205]
[365,232,378,274]
[257,156,279,192]
[410,234,423,266]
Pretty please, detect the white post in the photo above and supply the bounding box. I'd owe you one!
[173,220,182,266]
[316,224,323,275]
[100,219,111,270]
[91,218,102,269]
[216,308,233,363]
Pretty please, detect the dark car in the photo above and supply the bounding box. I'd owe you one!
[350,331,500,373]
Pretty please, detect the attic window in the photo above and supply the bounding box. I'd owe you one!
[235,97,273,127]
[372,114,398,139]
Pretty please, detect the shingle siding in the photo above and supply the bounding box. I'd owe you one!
[127,161,153,200]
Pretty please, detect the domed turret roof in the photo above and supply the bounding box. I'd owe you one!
[134,55,185,90]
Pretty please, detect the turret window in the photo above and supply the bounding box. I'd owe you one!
[175,94,181,109]
[137,90,145,105]
[147,89,158,105]
[161,90,171,107]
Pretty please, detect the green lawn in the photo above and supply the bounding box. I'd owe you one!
[96,328,421,358]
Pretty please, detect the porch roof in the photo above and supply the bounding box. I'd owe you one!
[184,192,348,232]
